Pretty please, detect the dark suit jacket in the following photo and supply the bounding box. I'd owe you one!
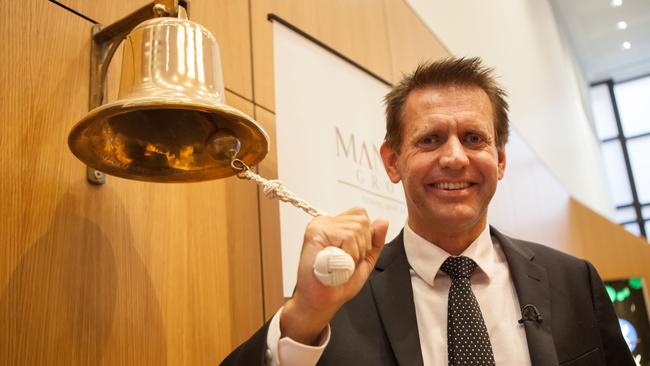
[222,227,634,366]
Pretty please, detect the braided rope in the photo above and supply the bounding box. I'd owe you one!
[233,159,354,286]
[238,169,328,217]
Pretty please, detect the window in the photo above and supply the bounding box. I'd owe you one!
[590,76,650,239]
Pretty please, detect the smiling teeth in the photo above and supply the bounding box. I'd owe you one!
[434,182,470,190]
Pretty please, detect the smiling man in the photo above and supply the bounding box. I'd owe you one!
[221,58,634,366]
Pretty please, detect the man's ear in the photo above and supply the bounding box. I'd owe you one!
[497,146,506,180]
[380,141,402,184]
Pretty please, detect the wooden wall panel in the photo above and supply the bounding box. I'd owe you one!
[250,0,393,112]
[383,0,451,83]
[55,0,254,101]
[569,199,650,281]
[254,106,285,318]
[490,132,650,282]
[1,1,261,365]
[54,0,150,24]
[224,93,264,346]
[189,1,254,101]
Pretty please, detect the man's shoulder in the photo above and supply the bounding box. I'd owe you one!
[493,228,588,269]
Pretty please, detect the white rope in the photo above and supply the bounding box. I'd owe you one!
[234,161,353,286]
[238,169,328,217]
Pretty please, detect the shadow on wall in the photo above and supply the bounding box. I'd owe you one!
[0,190,167,365]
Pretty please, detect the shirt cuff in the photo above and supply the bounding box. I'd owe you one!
[265,306,331,366]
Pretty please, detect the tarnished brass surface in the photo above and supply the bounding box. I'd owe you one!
[69,16,268,182]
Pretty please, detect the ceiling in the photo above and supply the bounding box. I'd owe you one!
[549,0,650,83]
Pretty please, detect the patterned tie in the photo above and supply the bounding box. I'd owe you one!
[441,256,495,366]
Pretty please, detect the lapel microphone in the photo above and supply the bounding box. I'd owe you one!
[518,304,543,324]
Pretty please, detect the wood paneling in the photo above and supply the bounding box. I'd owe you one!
[189,1,254,101]
[383,0,451,83]
[569,198,650,281]
[250,0,393,112]
[55,0,254,101]
[224,92,264,345]
[0,1,261,364]
[54,0,150,24]
[490,132,650,283]
[254,106,285,318]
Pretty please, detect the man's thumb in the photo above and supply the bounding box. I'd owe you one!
[371,219,389,249]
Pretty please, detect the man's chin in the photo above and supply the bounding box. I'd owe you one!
[423,209,484,232]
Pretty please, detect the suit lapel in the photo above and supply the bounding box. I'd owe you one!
[369,233,424,366]
[492,227,559,366]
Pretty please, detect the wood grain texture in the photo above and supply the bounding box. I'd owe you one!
[254,106,286,318]
[250,0,393,112]
[55,0,254,101]
[0,1,262,365]
[490,132,650,283]
[569,198,650,281]
[223,92,264,346]
[186,0,254,101]
[383,0,451,83]
[53,0,150,24]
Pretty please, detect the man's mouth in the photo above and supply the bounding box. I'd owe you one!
[430,182,474,190]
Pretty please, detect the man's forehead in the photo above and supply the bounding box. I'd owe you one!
[403,85,494,124]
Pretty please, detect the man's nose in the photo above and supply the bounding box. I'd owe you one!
[439,137,469,169]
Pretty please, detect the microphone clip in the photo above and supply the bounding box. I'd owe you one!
[518,304,543,324]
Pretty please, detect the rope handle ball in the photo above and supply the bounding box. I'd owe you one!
[231,159,354,286]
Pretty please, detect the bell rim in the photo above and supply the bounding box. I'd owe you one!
[68,98,269,183]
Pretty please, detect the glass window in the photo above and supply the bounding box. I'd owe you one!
[614,76,650,137]
[624,223,641,236]
[626,135,650,203]
[590,84,619,140]
[646,221,650,238]
[616,206,637,223]
[601,140,633,206]
[643,205,650,220]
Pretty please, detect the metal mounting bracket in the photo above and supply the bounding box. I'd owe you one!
[84,0,183,185]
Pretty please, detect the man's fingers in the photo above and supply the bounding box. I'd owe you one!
[371,219,389,249]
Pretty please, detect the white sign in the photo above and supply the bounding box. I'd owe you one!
[273,23,406,296]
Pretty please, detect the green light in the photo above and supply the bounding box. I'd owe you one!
[616,287,631,302]
[629,278,643,290]
[606,285,616,303]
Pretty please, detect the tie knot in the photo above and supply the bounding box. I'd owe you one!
[441,256,477,279]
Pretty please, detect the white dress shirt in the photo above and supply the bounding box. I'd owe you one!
[266,224,532,365]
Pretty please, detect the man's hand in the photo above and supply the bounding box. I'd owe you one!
[280,207,389,345]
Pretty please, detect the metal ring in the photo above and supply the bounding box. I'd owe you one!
[231,158,248,172]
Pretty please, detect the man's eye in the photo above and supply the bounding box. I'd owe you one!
[464,134,483,145]
[419,135,439,145]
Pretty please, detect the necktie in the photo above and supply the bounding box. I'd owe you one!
[441,256,495,366]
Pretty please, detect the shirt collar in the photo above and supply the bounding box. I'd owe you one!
[403,223,496,287]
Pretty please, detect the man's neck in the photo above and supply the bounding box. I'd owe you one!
[407,218,487,256]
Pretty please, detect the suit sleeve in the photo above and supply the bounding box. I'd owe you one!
[219,322,270,366]
[586,261,636,366]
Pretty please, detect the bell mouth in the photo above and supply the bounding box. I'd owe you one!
[68,98,269,182]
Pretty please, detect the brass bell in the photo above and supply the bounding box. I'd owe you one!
[68,7,268,183]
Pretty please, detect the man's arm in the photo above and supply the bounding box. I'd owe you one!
[220,322,271,366]
[586,261,635,365]
[278,208,388,345]
[221,208,389,365]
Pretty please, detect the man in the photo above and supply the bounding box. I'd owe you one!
[222,57,634,365]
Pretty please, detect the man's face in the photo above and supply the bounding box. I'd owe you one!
[381,85,506,239]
